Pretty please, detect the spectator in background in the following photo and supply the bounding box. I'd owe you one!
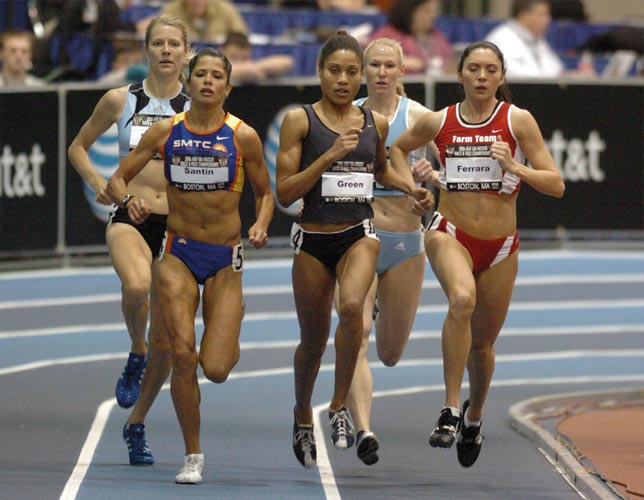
[32,0,140,80]
[161,0,248,44]
[549,0,587,21]
[0,30,44,86]
[367,0,453,75]
[485,0,566,78]
[317,0,370,11]
[220,32,294,83]
[98,34,147,85]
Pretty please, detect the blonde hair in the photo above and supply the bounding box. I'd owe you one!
[144,13,193,77]
[363,37,407,97]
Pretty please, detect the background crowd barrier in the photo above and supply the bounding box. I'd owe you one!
[2,1,636,79]
[0,77,642,260]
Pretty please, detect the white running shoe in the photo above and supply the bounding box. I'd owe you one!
[175,453,204,484]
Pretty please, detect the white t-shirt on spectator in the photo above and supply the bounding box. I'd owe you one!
[485,20,564,78]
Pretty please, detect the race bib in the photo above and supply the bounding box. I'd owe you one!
[444,144,502,191]
[321,172,373,202]
[169,154,230,191]
[129,114,168,149]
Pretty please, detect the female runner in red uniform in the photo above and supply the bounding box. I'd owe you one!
[390,40,564,468]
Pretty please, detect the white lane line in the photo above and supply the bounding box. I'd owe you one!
[3,296,644,317]
[2,249,643,282]
[57,358,644,500]
[3,322,644,343]
[2,273,643,310]
[313,402,340,500]
[5,348,644,377]
[59,399,116,500]
[0,353,125,376]
[0,268,116,280]
[0,324,125,340]
[0,259,294,282]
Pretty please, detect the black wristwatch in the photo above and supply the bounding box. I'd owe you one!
[121,194,133,208]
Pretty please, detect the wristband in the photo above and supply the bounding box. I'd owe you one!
[121,194,133,208]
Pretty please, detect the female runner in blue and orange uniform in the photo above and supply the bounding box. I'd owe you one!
[68,13,191,466]
[107,47,274,485]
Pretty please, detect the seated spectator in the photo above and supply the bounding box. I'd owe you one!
[485,0,570,78]
[0,30,45,86]
[317,0,370,11]
[32,0,140,80]
[220,32,294,83]
[161,0,248,44]
[549,0,587,21]
[97,33,147,85]
[370,0,394,12]
[367,0,453,74]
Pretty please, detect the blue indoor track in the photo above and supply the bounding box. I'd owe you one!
[1,249,643,500]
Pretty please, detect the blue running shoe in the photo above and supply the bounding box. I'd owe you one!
[123,423,154,465]
[115,352,147,408]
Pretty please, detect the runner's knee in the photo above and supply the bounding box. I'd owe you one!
[446,287,476,319]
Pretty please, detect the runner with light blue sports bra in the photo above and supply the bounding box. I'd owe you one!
[68,13,191,467]
[338,37,436,466]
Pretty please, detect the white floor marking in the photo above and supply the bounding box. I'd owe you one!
[59,399,117,500]
[2,273,642,310]
[32,353,644,500]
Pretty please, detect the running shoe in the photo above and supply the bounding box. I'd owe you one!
[356,430,379,465]
[175,453,204,484]
[429,407,460,448]
[329,406,355,449]
[122,423,154,465]
[115,352,147,408]
[457,400,483,467]
[292,419,316,468]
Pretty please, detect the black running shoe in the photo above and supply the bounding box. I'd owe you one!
[293,419,316,468]
[356,430,379,465]
[329,406,355,449]
[457,400,483,467]
[429,407,460,448]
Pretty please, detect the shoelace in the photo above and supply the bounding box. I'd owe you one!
[331,410,349,440]
[461,426,483,443]
[180,457,201,473]
[122,359,143,384]
[437,410,459,432]
[294,428,314,453]
[126,429,150,453]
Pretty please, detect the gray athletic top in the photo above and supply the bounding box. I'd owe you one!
[300,104,378,224]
